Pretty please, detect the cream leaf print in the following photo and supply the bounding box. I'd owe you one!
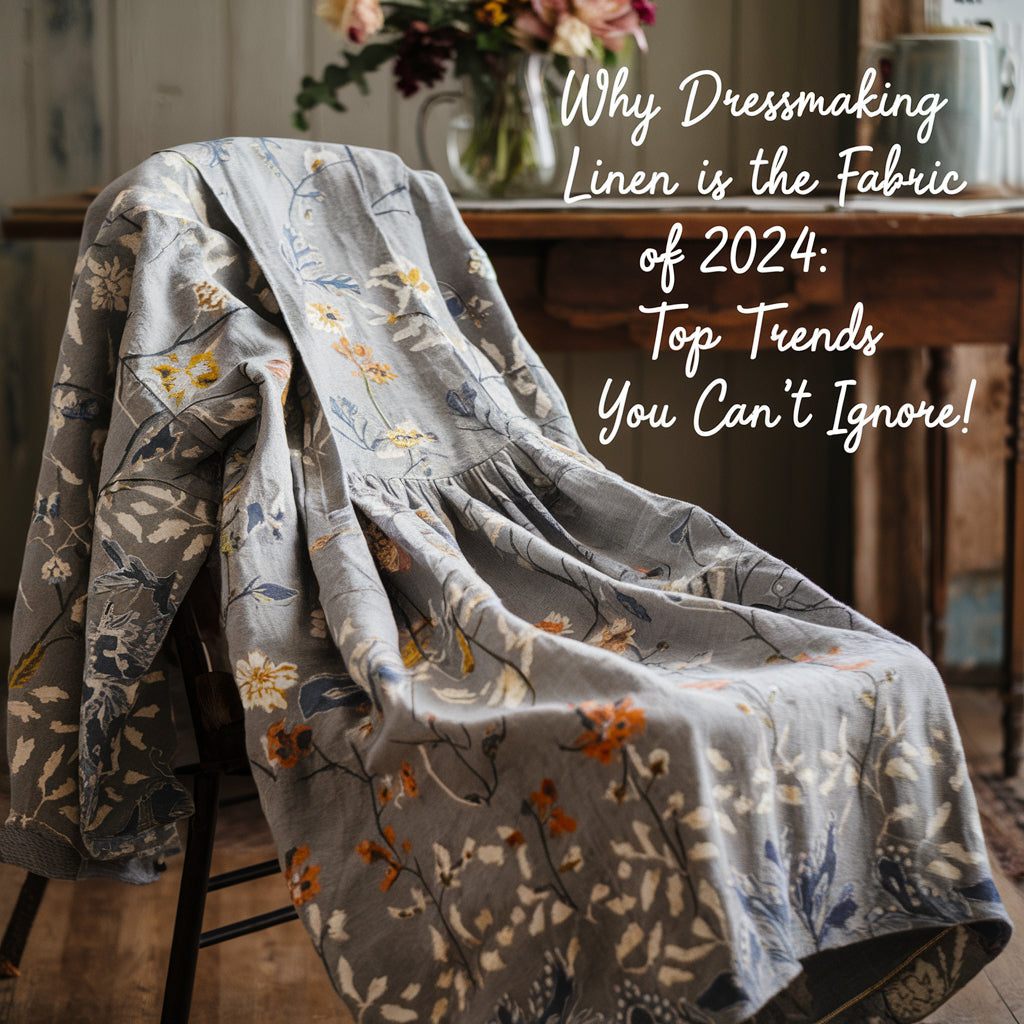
[86,256,132,311]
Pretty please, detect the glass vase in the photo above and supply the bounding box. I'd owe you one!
[417,52,563,200]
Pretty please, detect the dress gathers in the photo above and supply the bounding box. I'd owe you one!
[2,138,1011,1023]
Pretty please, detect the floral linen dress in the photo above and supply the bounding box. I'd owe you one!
[2,138,1011,1023]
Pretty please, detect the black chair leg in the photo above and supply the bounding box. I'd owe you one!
[161,770,221,1024]
[0,872,49,976]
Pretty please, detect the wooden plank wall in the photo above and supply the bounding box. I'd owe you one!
[1,0,858,605]
[854,0,1011,649]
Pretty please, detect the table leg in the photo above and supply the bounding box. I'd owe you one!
[1003,342,1024,778]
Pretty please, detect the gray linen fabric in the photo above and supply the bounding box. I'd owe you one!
[2,138,1011,1022]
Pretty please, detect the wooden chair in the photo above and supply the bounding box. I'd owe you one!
[0,565,298,1023]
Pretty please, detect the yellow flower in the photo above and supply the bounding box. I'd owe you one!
[396,267,430,294]
[235,650,298,711]
[363,361,397,385]
[153,352,220,406]
[384,424,434,450]
[477,1,509,26]
[307,302,346,334]
[193,281,226,311]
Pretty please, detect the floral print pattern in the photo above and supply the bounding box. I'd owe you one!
[152,350,220,406]
[236,650,299,711]
[85,255,132,311]
[2,139,1010,1024]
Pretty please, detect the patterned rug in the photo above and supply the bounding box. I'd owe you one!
[974,772,1024,880]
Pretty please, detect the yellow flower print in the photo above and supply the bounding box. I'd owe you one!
[153,352,220,406]
[235,649,298,711]
[303,148,335,176]
[363,361,397,385]
[332,337,397,385]
[193,281,227,312]
[86,256,132,311]
[588,617,635,654]
[306,301,346,334]
[382,423,437,452]
[396,267,430,294]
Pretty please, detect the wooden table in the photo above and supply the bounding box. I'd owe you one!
[5,194,1024,774]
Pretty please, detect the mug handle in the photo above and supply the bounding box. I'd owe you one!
[416,91,462,173]
[997,48,1016,118]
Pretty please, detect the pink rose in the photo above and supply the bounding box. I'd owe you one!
[515,0,646,54]
[572,0,642,53]
[315,0,384,44]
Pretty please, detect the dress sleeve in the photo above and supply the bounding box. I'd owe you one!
[2,162,286,881]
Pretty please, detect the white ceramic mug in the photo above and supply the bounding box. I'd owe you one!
[869,31,1015,187]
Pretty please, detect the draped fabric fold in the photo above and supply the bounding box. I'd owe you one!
[3,138,1010,1023]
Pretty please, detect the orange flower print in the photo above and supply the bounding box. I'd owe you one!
[363,361,397,385]
[792,646,874,671]
[264,720,312,768]
[572,697,647,764]
[332,336,397,385]
[530,778,557,813]
[356,838,403,892]
[285,845,321,906]
[529,779,577,837]
[266,358,292,390]
[589,618,635,654]
[534,612,573,636]
[678,678,732,691]
[548,807,577,837]
[400,760,418,798]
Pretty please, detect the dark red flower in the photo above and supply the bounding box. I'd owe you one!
[393,21,462,97]
[632,0,656,25]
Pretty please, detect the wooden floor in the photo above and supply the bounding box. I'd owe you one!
[0,687,1021,1023]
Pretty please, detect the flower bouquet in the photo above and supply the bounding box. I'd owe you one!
[295,1,656,197]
